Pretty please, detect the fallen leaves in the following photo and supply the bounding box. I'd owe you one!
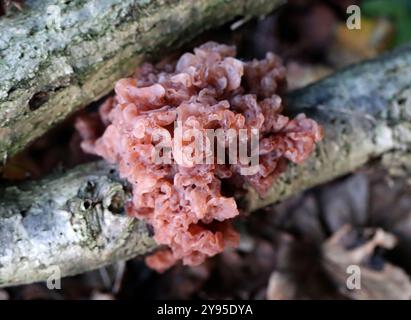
[323,225,411,300]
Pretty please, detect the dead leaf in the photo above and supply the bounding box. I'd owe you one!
[322,225,411,300]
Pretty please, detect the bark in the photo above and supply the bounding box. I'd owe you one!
[245,43,411,211]
[1,43,411,287]
[0,0,283,163]
[0,161,157,287]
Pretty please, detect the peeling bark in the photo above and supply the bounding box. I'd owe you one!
[1,43,411,287]
[0,0,283,162]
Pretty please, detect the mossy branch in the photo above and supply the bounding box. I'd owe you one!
[0,161,156,286]
[0,0,284,162]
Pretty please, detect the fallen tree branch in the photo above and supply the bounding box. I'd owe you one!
[245,43,411,211]
[0,0,283,162]
[0,161,157,286]
[1,43,411,287]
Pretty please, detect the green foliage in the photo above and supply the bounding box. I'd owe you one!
[362,0,411,46]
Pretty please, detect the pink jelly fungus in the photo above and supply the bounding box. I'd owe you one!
[76,42,323,272]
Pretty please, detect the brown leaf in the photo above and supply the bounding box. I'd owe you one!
[322,225,411,300]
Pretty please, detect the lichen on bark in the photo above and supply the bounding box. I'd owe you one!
[0,0,284,162]
[0,161,156,286]
[244,43,411,211]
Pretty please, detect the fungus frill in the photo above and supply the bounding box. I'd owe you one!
[77,42,323,272]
